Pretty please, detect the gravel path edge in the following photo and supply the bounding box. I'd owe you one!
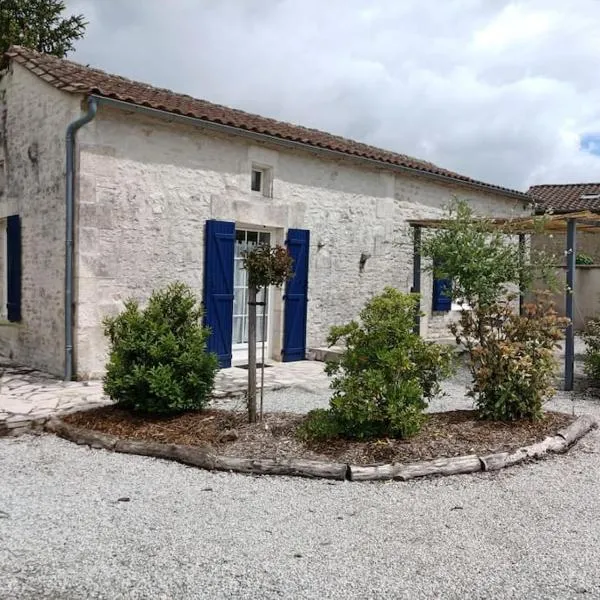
[44,414,598,482]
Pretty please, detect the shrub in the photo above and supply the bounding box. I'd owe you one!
[458,293,567,421]
[297,409,341,441]
[576,253,594,265]
[303,288,453,441]
[583,318,600,382]
[103,282,219,414]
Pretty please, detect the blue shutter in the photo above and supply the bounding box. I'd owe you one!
[283,228,310,362]
[6,215,21,322]
[203,220,235,368]
[432,257,451,312]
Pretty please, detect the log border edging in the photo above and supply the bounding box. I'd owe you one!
[44,414,597,483]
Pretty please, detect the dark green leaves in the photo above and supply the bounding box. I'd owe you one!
[1,0,86,57]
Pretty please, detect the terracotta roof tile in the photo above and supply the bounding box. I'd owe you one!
[3,45,528,199]
[528,183,600,212]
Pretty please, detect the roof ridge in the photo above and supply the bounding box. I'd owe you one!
[529,182,600,188]
[4,45,527,199]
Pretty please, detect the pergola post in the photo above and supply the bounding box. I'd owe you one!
[411,226,422,336]
[565,218,577,391]
[518,234,526,316]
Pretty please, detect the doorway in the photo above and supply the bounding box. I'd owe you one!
[232,228,272,364]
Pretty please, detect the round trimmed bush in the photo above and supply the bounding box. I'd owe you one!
[103,282,219,414]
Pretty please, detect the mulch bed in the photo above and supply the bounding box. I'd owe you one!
[62,407,575,466]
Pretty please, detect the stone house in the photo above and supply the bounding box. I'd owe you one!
[0,46,531,379]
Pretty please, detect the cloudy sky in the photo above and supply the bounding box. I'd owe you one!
[65,0,600,191]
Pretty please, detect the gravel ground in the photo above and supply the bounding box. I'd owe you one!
[2,372,600,599]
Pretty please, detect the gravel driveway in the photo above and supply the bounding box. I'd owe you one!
[2,380,600,599]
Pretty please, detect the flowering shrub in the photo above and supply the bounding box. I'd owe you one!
[454,292,567,420]
[583,318,600,382]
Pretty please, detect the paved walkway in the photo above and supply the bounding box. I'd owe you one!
[0,359,328,435]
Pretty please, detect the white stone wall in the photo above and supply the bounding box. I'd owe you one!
[0,64,80,375]
[75,106,529,377]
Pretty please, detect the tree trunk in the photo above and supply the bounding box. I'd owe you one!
[260,298,267,421]
[247,284,257,423]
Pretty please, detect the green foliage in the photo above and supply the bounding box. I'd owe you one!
[0,0,86,56]
[242,244,294,289]
[576,252,594,265]
[461,293,567,421]
[103,282,219,415]
[421,198,557,308]
[302,288,453,441]
[583,318,600,382]
[297,409,341,441]
[421,198,565,421]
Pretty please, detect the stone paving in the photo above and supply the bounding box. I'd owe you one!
[0,359,328,436]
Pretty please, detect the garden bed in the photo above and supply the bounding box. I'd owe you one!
[62,407,576,465]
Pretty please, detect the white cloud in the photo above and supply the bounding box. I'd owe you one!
[65,0,600,190]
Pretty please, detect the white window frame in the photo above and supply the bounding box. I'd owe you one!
[250,164,273,198]
[232,227,275,365]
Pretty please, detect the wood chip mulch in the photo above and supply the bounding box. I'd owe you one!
[62,407,575,465]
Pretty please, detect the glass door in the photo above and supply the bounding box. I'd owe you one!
[232,229,271,362]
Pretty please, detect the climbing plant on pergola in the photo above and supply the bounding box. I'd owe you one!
[409,210,600,391]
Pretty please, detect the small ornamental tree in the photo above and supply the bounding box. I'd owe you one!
[242,244,294,423]
[420,198,566,421]
[103,282,219,415]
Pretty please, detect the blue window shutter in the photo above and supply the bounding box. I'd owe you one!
[6,215,21,322]
[203,220,235,368]
[283,228,310,362]
[432,257,451,312]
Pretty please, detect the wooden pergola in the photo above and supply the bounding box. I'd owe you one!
[408,211,600,391]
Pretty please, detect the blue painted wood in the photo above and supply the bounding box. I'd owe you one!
[203,220,235,368]
[6,215,21,322]
[283,228,310,362]
[432,257,452,312]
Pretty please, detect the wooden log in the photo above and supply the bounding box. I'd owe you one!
[350,455,481,482]
[557,415,597,446]
[397,455,482,481]
[45,417,117,450]
[213,455,348,480]
[348,464,396,481]
[504,435,568,466]
[479,452,508,471]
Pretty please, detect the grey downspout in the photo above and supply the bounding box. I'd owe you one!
[65,97,97,381]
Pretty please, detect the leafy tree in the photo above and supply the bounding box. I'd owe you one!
[0,0,86,57]
[420,198,565,421]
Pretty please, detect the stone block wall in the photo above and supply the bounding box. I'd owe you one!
[74,107,529,377]
[0,64,80,375]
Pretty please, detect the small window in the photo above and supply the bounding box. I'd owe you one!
[3,215,21,322]
[250,165,272,197]
[251,169,263,193]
